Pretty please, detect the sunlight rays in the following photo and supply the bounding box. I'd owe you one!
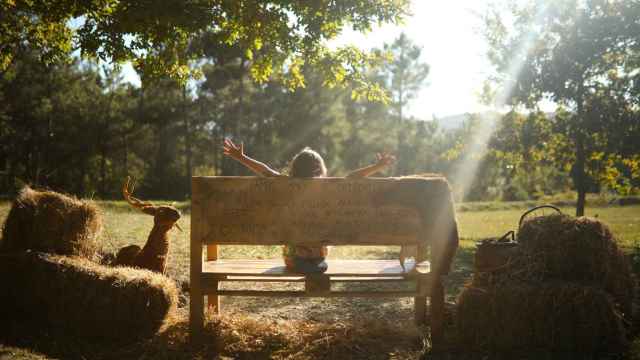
[451,2,550,200]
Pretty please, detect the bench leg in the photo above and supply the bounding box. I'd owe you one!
[189,282,204,340]
[414,295,427,325]
[430,279,445,351]
[190,233,204,341]
[207,280,221,314]
[414,279,427,325]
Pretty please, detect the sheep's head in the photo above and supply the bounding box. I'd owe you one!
[123,177,182,230]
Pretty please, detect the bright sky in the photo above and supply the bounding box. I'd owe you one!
[333,1,492,120]
[121,1,492,120]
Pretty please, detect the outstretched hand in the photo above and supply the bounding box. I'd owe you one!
[223,138,244,160]
[344,152,396,178]
[375,152,396,167]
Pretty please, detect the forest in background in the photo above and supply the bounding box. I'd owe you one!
[1,1,639,210]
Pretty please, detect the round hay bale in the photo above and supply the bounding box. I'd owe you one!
[0,187,102,259]
[0,252,178,343]
[456,282,626,355]
[517,214,635,317]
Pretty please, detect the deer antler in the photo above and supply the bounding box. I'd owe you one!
[123,177,154,210]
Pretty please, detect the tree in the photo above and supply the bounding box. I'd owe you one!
[489,110,569,200]
[3,0,409,97]
[382,33,430,123]
[136,79,189,198]
[0,48,119,195]
[375,33,430,175]
[483,0,640,215]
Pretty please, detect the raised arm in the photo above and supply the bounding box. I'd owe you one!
[345,152,396,178]
[223,138,282,177]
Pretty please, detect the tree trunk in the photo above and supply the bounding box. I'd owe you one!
[398,88,403,123]
[220,121,232,175]
[155,125,170,197]
[576,187,586,217]
[100,93,114,197]
[575,132,587,216]
[123,131,129,177]
[574,89,587,217]
[100,142,107,196]
[234,59,245,175]
[395,57,405,176]
[78,156,87,196]
[183,85,192,197]
[214,129,221,175]
[28,121,40,185]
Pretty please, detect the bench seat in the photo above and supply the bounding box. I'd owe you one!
[200,259,434,298]
[202,259,431,277]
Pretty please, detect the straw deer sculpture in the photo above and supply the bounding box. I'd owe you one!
[112,178,181,274]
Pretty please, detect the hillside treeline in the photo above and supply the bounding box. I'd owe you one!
[0,38,638,202]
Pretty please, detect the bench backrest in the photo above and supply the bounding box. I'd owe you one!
[192,176,458,271]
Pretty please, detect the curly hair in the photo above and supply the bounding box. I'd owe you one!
[289,147,327,178]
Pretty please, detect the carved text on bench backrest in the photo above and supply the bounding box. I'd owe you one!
[192,177,452,246]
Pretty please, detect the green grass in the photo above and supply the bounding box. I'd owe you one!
[457,205,640,248]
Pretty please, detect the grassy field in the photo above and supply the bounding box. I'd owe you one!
[1,200,639,359]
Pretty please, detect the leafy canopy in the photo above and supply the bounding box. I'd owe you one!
[2,0,409,99]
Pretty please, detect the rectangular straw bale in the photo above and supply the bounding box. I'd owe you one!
[0,252,178,343]
[0,187,102,259]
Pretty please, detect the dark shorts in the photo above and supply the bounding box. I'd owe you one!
[291,257,328,274]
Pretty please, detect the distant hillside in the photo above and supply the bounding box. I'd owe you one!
[435,111,553,130]
[435,113,471,130]
[436,112,500,130]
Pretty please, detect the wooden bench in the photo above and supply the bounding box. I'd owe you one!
[190,176,458,346]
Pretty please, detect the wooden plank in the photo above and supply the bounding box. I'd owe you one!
[189,177,204,340]
[220,275,410,282]
[215,290,421,298]
[202,259,431,277]
[415,243,428,325]
[206,244,220,313]
[191,177,451,246]
[224,275,306,282]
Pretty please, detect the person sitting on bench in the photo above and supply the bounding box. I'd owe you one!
[222,138,395,274]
